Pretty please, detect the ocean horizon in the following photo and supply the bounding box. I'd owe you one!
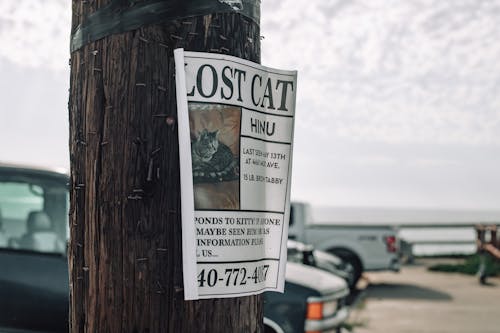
[309,206,500,256]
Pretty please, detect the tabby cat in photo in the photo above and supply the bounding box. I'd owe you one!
[191,129,238,183]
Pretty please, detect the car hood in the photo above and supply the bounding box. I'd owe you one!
[286,262,348,296]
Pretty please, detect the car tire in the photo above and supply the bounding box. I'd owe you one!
[329,248,362,290]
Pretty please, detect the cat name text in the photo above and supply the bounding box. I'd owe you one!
[250,117,276,136]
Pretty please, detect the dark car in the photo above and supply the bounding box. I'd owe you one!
[0,163,69,333]
[0,164,350,333]
[263,262,350,333]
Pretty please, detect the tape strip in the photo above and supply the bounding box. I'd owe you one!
[70,0,260,52]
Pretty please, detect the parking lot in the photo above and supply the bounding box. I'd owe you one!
[347,259,500,333]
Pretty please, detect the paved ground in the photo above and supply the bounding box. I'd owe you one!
[346,259,500,333]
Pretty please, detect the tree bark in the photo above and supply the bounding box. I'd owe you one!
[68,1,262,332]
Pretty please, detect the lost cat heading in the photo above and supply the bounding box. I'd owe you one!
[184,54,296,116]
[175,49,297,300]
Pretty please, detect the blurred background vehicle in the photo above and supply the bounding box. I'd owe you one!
[287,240,355,289]
[289,202,400,288]
[0,163,69,333]
[0,163,351,333]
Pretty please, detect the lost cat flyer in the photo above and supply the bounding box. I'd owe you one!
[174,49,297,300]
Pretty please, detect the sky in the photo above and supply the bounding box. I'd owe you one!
[0,0,499,210]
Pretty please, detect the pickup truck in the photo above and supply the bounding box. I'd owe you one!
[288,202,400,288]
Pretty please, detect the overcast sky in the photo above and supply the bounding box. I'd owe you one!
[1,0,499,210]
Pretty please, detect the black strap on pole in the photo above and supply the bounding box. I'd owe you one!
[70,0,260,52]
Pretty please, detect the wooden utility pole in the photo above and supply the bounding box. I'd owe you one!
[68,1,262,332]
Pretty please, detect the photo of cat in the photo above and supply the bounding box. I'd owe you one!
[189,103,241,210]
[191,129,238,184]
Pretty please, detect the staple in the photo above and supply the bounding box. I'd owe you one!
[100,141,108,146]
[77,276,83,280]
[174,286,184,293]
[170,34,183,40]
[91,50,98,56]
[147,159,154,181]
[156,248,168,252]
[77,140,87,146]
[156,281,166,294]
[210,48,221,53]
[151,147,161,156]
[136,257,148,262]
[188,32,199,36]
[156,167,160,179]
[135,83,146,87]
[221,47,229,53]
[82,266,89,272]
[105,105,114,109]
[75,183,85,189]
[158,43,169,48]
[153,114,169,118]
[93,68,102,72]
[77,243,83,248]
[139,36,149,43]
[157,86,167,92]
[219,34,227,40]
[132,189,144,193]
[127,195,143,200]
[210,24,221,28]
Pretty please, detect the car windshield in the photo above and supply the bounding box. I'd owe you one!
[0,176,68,255]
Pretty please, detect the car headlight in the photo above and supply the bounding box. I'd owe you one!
[306,299,338,320]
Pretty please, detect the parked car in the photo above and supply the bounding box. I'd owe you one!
[0,163,69,333]
[263,262,350,333]
[0,164,350,333]
[287,240,355,289]
[289,202,400,287]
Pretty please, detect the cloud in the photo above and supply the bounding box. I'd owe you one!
[262,0,500,145]
[0,0,70,71]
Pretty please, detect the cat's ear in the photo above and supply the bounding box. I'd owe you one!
[195,129,203,141]
[213,129,220,137]
[199,129,208,138]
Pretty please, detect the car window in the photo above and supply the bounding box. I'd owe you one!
[0,179,68,254]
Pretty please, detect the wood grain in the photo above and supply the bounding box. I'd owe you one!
[69,1,263,332]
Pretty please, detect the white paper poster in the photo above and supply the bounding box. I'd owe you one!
[174,49,297,300]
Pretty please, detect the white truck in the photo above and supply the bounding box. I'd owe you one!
[288,202,400,288]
